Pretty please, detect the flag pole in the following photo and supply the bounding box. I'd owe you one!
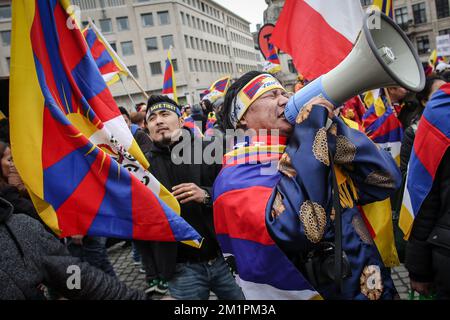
[119,76,138,111]
[88,18,149,100]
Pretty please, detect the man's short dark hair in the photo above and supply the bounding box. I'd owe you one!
[118,106,130,119]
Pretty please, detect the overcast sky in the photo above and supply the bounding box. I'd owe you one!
[214,0,267,32]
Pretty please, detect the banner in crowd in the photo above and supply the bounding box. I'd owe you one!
[201,76,231,103]
[162,49,178,103]
[10,0,200,243]
[262,43,281,74]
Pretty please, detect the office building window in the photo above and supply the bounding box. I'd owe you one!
[162,35,174,50]
[158,11,170,25]
[150,61,162,75]
[172,59,178,72]
[395,7,409,26]
[180,12,186,25]
[187,14,191,27]
[145,37,158,51]
[439,28,450,35]
[360,0,371,6]
[128,65,138,78]
[0,5,11,20]
[413,2,427,24]
[1,30,10,46]
[194,59,198,72]
[188,58,194,72]
[121,41,134,56]
[110,42,117,52]
[141,13,154,27]
[99,18,112,33]
[185,35,190,48]
[416,35,430,54]
[436,0,450,19]
[116,16,129,31]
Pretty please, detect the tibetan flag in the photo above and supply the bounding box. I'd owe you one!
[372,0,393,19]
[362,91,403,165]
[213,138,321,300]
[10,0,200,243]
[162,50,177,103]
[202,76,231,103]
[358,200,400,267]
[204,112,217,137]
[262,43,281,74]
[425,49,447,75]
[183,116,204,138]
[399,83,450,238]
[342,96,367,126]
[82,23,127,86]
[271,0,363,80]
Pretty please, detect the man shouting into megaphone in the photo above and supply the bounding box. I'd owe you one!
[213,71,401,300]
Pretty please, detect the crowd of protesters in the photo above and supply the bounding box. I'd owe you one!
[0,63,449,300]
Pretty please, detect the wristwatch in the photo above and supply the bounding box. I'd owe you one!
[203,189,212,205]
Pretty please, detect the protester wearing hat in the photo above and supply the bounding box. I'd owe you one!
[214,71,401,300]
[134,95,244,300]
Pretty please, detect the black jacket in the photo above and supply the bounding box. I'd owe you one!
[133,128,153,155]
[400,123,419,176]
[0,197,145,300]
[145,132,222,264]
[405,149,450,297]
[0,184,38,220]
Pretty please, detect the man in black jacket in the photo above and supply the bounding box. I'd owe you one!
[135,95,244,300]
[0,197,146,300]
[405,148,450,299]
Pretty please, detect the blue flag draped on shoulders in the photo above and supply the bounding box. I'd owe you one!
[214,106,401,299]
[9,0,200,243]
[213,135,322,300]
[399,83,450,238]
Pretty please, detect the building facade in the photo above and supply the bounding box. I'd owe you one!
[0,0,259,107]
[0,0,11,79]
[361,0,450,62]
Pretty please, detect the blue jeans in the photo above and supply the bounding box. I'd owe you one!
[168,256,244,300]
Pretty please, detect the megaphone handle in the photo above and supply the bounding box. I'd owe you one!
[285,76,338,124]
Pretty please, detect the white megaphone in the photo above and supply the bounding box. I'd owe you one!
[284,10,426,124]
